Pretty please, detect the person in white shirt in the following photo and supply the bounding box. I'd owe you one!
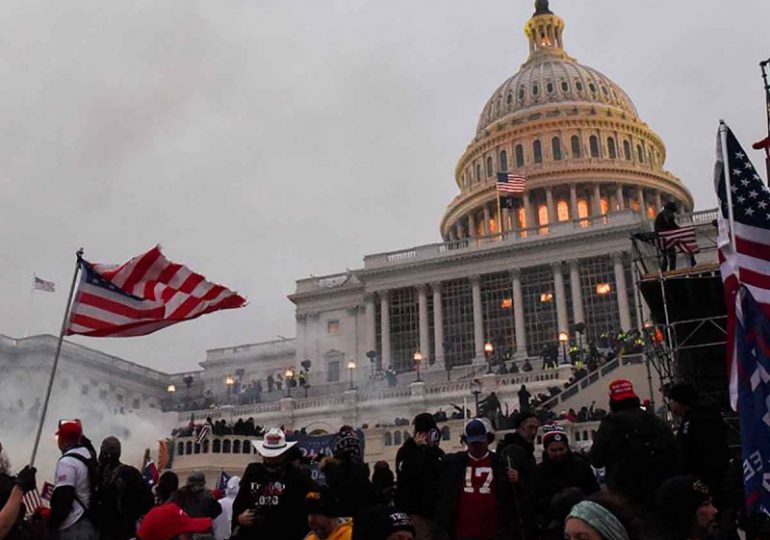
[212,476,240,540]
[49,421,98,540]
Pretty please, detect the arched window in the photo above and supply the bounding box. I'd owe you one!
[441,426,450,441]
[185,441,192,455]
[233,440,241,454]
[589,136,600,158]
[571,135,581,158]
[177,442,184,456]
[506,93,512,104]
[223,439,231,453]
[202,439,209,453]
[515,145,525,167]
[607,137,617,159]
[533,140,543,164]
[194,443,200,455]
[646,205,656,219]
[486,156,493,177]
[551,137,562,160]
[600,197,609,215]
[499,150,508,172]
[557,200,570,221]
[394,431,402,446]
[213,439,221,454]
[577,199,589,219]
[623,140,632,160]
[518,207,527,230]
[475,163,481,181]
[637,144,645,163]
[538,204,549,226]
[384,432,392,446]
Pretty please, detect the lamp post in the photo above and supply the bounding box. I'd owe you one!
[346,361,356,390]
[471,378,482,417]
[225,375,235,404]
[183,375,194,408]
[284,369,294,398]
[558,331,569,364]
[166,384,176,408]
[484,342,494,374]
[413,351,423,382]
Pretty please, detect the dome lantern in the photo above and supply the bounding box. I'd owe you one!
[524,0,568,63]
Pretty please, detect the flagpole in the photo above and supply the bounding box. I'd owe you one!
[24,274,34,338]
[760,60,770,184]
[495,181,503,236]
[719,121,738,253]
[30,248,83,466]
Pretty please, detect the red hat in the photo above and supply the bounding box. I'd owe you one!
[138,503,212,540]
[56,421,83,443]
[609,379,638,402]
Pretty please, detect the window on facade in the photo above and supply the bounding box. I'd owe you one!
[389,287,420,372]
[538,204,549,226]
[384,432,392,446]
[327,360,340,383]
[177,442,185,456]
[561,80,569,92]
[233,440,241,454]
[202,440,209,453]
[607,137,617,159]
[579,256,621,339]
[533,140,543,163]
[499,150,508,172]
[518,87,525,101]
[546,82,554,94]
[481,273,516,363]
[600,197,609,215]
[623,140,632,161]
[518,207,527,231]
[557,200,569,222]
[589,136,600,158]
[442,279,475,369]
[327,320,340,335]
[394,431,402,446]
[506,93,512,104]
[475,163,481,181]
[213,439,221,453]
[515,145,525,167]
[571,135,581,158]
[132,398,140,410]
[532,84,539,97]
[186,442,192,455]
[646,205,656,219]
[637,144,645,163]
[522,266,558,356]
[552,137,562,160]
[486,156,493,177]
[577,199,590,227]
[589,83,597,94]
[222,440,231,453]
[576,81,583,92]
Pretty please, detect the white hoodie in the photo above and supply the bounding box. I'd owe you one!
[213,476,240,540]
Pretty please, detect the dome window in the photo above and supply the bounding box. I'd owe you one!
[551,137,562,161]
[546,82,554,94]
[507,93,513,105]
[637,144,645,163]
[532,84,540,97]
[623,140,632,161]
[561,81,569,92]
[571,135,582,158]
[518,87,525,101]
[499,150,508,172]
[602,86,609,96]
[575,81,583,92]
[589,83,597,94]
[607,137,617,159]
[533,140,543,164]
[589,135,600,158]
[515,145,525,167]
[486,156,494,177]
[475,163,481,182]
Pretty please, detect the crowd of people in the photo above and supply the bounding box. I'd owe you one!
[1,377,767,540]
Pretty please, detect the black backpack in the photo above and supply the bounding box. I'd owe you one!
[59,450,105,529]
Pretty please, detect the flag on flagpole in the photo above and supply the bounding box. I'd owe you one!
[22,488,43,515]
[143,459,159,487]
[158,439,169,470]
[217,470,231,492]
[657,226,700,254]
[33,276,56,293]
[713,124,770,411]
[65,246,246,338]
[496,172,526,195]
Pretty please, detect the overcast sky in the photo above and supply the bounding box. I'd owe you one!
[1,0,768,373]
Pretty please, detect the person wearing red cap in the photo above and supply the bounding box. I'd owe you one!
[49,420,99,540]
[137,502,212,540]
[590,379,678,508]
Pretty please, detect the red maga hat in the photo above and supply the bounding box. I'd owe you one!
[138,503,212,540]
[608,379,638,402]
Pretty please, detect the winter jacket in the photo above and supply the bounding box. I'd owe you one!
[213,476,240,540]
[590,406,679,506]
[394,438,444,518]
[172,485,221,519]
[433,451,521,540]
[321,457,373,519]
[498,433,538,537]
[303,519,352,540]
[532,453,599,530]
[654,208,678,232]
[231,462,315,540]
[98,462,154,540]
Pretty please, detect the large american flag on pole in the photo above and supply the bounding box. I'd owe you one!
[65,246,246,337]
[715,124,770,515]
[496,172,526,194]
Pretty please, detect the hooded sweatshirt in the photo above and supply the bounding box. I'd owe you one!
[213,476,240,540]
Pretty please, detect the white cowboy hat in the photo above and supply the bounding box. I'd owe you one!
[251,428,297,458]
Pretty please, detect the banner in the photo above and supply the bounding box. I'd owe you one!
[287,430,365,486]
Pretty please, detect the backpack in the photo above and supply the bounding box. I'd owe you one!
[619,414,671,472]
[59,450,106,529]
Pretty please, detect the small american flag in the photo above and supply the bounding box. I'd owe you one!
[197,423,211,445]
[33,276,55,293]
[657,227,700,254]
[21,482,54,516]
[65,246,246,338]
[497,172,526,195]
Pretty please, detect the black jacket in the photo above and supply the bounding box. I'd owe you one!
[675,404,730,502]
[322,457,373,519]
[394,438,444,517]
[590,406,678,506]
[99,462,154,540]
[433,451,521,540]
[172,486,221,519]
[498,434,537,537]
[532,452,599,530]
[654,208,678,232]
[232,462,315,540]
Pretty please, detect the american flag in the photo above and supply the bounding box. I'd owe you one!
[496,172,526,194]
[657,227,700,254]
[65,246,246,337]
[21,482,53,516]
[33,276,55,292]
[714,124,770,410]
[197,423,211,445]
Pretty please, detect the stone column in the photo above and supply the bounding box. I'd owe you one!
[570,184,578,221]
[457,220,466,239]
[613,253,632,331]
[593,184,602,217]
[417,284,430,363]
[364,294,376,355]
[470,275,485,361]
[379,291,391,369]
[431,282,445,371]
[468,213,477,238]
[512,270,527,357]
[503,208,512,234]
[568,259,584,324]
[483,204,491,237]
[523,192,535,229]
[546,187,556,224]
[553,262,569,334]
[637,188,646,217]
[654,191,662,212]
[616,185,625,210]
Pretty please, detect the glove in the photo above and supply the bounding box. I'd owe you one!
[14,465,37,494]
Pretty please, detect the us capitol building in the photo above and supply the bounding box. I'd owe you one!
[1,1,717,476]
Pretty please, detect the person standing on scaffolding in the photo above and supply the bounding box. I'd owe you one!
[654,201,696,271]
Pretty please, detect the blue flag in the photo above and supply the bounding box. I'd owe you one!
[736,287,770,515]
[217,470,231,493]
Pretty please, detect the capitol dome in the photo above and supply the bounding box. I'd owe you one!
[441,0,693,241]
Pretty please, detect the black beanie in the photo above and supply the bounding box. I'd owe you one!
[353,505,415,540]
[514,410,538,429]
[413,413,437,433]
[667,381,699,407]
[305,486,340,517]
[656,475,710,538]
